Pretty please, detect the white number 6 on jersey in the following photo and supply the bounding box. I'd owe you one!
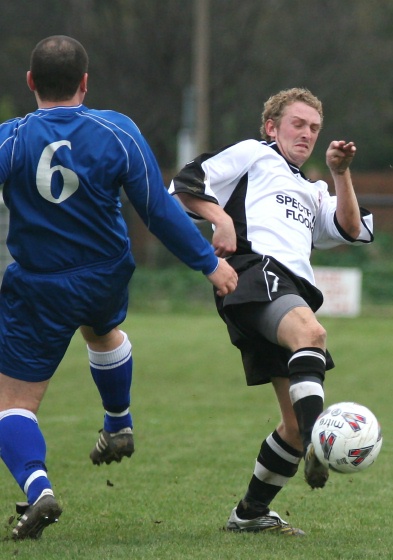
[36,140,79,203]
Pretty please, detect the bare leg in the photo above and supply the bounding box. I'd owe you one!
[0,373,49,414]
[272,376,302,452]
[277,307,329,488]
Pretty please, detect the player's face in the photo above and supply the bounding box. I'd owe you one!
[267,101,321,167]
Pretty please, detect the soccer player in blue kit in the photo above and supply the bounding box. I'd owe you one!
[0,35,237,539]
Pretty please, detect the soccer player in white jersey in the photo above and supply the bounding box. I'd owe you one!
[169,88,374,535]
[0,35,237,540]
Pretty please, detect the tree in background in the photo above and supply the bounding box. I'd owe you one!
[1,0,393,173]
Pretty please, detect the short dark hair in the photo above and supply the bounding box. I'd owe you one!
[30,35,88,101]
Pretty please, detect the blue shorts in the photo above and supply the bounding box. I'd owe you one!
[0,247,135,382]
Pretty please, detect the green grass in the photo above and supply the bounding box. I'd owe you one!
[0,311,392,559]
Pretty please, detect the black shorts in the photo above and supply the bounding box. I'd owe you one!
[214,254,334,386]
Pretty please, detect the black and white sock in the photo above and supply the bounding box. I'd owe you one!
[288,347,326,453]
[236,430,302,519]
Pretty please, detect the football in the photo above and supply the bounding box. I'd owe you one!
[311,402,382,474]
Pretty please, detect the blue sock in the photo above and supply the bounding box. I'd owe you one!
[0,409,52,504]
[88,331,133,431]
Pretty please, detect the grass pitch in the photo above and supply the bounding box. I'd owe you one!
[0,310,392,559]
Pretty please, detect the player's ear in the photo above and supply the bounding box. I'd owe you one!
[80,73,88,94]
[265,118,276,139]
[26,71,36,92]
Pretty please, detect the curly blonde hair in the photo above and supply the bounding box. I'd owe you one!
[260,88,323,141]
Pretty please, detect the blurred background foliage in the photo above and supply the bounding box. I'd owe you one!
[2,0,393,172]
[1,0,393,309]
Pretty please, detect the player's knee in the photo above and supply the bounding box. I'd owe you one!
[308,322,326,349]
[278,311,326,350]
[291,319,326,349]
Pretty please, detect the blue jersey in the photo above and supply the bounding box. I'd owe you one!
[0,105,217,274]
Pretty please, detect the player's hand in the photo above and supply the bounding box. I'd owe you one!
[326,140,356,175]
[212,215,237,257]
[207,258,238,296]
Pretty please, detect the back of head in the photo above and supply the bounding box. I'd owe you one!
[30,35,89,101]
[260,88,323,141]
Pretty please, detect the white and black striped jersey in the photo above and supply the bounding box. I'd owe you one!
[169,140,373,285]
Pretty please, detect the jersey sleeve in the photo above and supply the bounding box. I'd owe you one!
[121,133,218,275]
[169,139,262,217]
[0,120,19,187]
[313,189,374,250]
[168,153,220,224]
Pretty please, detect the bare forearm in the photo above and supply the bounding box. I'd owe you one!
[331,170,361,239]
[327,141,361,239]
[176,193,237,256]
[176,193,227,224]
